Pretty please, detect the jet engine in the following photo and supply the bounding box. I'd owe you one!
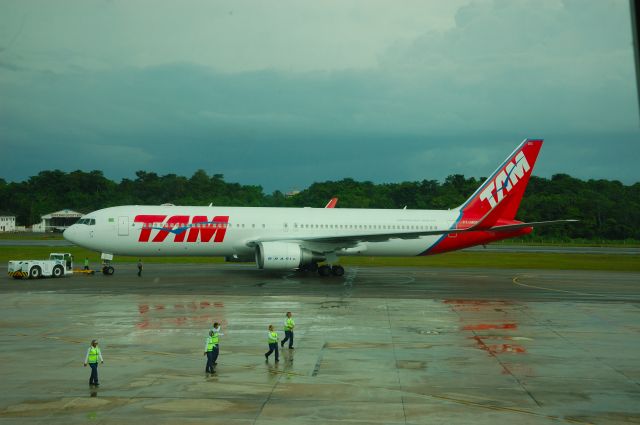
[255,242,323,270]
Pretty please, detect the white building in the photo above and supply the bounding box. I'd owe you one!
[0,214,16,232]
[32,209,83,233]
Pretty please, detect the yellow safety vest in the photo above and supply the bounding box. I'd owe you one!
[206,334,218,351]
[88,347,101,363]
[268,331,278,344]
[285,317,295,331]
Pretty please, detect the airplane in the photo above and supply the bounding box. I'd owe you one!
[63,139,576,277]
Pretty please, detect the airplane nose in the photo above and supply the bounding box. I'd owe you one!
[63,225,78,244]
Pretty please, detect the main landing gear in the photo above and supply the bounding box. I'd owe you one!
[299,263,344,277]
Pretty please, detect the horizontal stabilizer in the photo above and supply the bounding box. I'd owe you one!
[488,219,579,232]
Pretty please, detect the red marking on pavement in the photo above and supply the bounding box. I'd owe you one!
[214,302,224,308]
[154,304,165,310]
[463,323,517,331]
[444,299,494,305]
[443,299,513,312]
[200,301,210,308]
[136,320,150,329]
[192,314,213,323]
[471,336,526,355]
[138,304,149,314]
[492,344,526,354]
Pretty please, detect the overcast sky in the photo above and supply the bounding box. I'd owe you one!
[1,0,638,193]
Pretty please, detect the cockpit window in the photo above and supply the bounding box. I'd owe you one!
[77,218,96,225]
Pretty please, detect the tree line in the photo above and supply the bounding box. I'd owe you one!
[0,170,638,240]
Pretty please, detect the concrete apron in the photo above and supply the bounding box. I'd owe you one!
[0,290,639,425]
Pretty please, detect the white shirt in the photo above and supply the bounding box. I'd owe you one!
[210,326,224,336]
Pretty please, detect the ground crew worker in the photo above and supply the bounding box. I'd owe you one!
[83,339,104,386]
[281,311,295,349]
[137,259,143,277]
[264,325,279,362]
[83,257,90,270]
[209,322,223,365]
[204,330,219,373]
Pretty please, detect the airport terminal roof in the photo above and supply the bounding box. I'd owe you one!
[40,209,83,219]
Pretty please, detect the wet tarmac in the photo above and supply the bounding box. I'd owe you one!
[0,264,639,424]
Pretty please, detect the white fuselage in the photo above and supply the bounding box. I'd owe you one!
[63,205,461,258]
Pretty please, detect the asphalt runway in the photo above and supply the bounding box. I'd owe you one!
[1,264,639,424]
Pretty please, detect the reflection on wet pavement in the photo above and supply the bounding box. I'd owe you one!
[0,264,638,424]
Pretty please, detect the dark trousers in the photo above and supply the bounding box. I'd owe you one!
[211,345,219,364]
[265,343,279,361]
[137,267,142,277]
[206,350,215,373]
[89,362,99,385]
[281,330,294,348]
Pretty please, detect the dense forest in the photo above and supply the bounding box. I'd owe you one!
[0,170,638,240]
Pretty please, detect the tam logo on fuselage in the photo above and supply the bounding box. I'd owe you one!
[133,215,229,243]
[479,151,530,208]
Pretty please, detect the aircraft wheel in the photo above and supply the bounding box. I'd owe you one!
[102,266,115,276]
[318,265,331,277]
[331,265,345,276]
[29,266,42,279]
[52,265,64,278]
[307,262,319,272]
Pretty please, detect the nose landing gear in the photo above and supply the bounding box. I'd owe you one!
[101,253,115,275]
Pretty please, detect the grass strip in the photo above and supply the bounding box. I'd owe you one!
[0,246,637,272]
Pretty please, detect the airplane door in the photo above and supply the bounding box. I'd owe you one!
[118,216,129,236]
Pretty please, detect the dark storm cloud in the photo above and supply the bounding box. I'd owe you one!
[0,0,638,192]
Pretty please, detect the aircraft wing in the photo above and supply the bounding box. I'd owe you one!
[247,226,482,250]
[246,219,578,251]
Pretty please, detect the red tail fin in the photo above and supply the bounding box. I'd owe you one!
[459,139,542,224]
